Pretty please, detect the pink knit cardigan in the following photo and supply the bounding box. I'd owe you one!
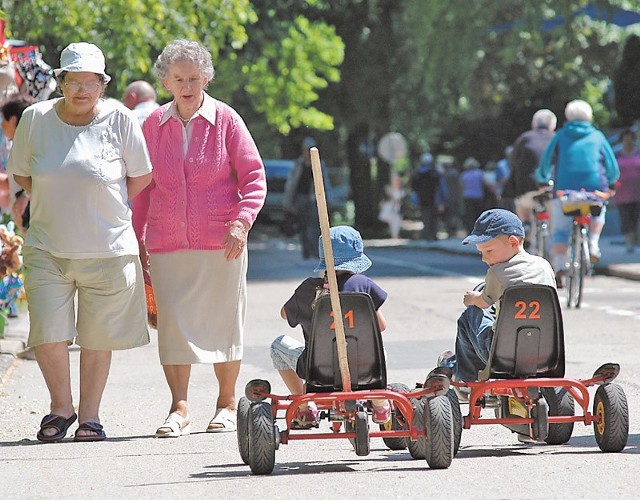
[132,98,266,252]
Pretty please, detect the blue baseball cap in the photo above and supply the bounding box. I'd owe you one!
[462,209,525,245]
[314,226,372,273]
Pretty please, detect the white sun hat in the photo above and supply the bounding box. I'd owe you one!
[54,42,111,83]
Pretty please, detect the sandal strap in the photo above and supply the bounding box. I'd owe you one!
[158,412,190,432]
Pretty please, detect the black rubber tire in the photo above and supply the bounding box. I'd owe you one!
[576,236,589,308]
[237,396,251,465]
[542,387,575,445]
[530,397,549,441]
[567,228,585,308]
[407,397,426,459]
[354,410,370,456]
[593,383,629,453]
[424,395,454,469]
[248,401,276,475]
[446,389,463,456]
[382,383,410,450]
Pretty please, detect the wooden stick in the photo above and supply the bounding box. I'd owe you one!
[310,147,352,392]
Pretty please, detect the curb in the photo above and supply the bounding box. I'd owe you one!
[595,264,640,281]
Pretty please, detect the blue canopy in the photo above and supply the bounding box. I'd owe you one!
[491,3,640,34]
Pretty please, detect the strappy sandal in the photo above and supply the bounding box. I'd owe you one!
[291,403,319,429]
[156,412,192,438]
[73,421,106,442]
[206,407,237,433]
[36,413,78,443]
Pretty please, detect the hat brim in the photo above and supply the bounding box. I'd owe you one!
[314,253,372,273]
[461,233,494,246]
[54,67,111,83]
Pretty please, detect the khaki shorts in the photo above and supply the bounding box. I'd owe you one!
[23,247,150,350]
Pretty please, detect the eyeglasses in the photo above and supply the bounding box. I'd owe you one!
[64,81,102,93]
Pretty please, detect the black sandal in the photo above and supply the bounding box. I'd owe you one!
[73,421,106,442]
[37,413,78,443]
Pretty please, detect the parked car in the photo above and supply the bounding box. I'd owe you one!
[259,159,350,231]
[261,159,295,225]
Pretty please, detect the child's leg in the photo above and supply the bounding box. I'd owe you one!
[453,305,495,381]
[270,335,305,394]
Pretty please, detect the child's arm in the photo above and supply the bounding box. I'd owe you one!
[280,306,287,320]
[463,290,491,309]
[376,310,387,332]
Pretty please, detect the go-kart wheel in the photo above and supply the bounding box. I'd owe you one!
[248,401,276,475]
[542,387,574,445]
[424,394,454,469]
[530,397,549,441]
[345,409,370,456]
[593,383,629,452]
[382,383,410,450]
[354,410,370,456]
[407,397,425,459]
[446,389,463,455]
[237,396,251,464]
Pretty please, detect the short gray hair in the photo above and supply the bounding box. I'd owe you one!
[531,109,557,131]
[154,39,215,82]
[565,99,593,122]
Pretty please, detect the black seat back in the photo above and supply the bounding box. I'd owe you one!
[305,292,387,392]
[479,285,565,380]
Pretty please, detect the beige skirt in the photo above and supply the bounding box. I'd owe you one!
[150,249,247,364]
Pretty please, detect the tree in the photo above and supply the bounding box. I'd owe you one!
[613,34,640,125]
[1,0,344,143]
[392,0,636,163]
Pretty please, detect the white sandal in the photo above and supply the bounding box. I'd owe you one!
[206,407,237,433]
[156,412,191,438]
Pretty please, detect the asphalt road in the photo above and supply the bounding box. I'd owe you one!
[0,234,638,499]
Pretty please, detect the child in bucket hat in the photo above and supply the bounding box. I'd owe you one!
[270,226,390,428]
[436,209,556,410]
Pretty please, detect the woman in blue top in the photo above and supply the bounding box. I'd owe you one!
[535,100,619,285]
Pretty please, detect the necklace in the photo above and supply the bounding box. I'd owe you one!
[176,107,195,123]
[58,100,100,127]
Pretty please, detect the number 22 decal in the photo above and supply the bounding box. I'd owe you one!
[514,300,540,319]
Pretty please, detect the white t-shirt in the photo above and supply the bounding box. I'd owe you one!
[7,98,152,258]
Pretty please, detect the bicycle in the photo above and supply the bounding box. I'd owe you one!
[557,190,607,309]
[528,186,553,261]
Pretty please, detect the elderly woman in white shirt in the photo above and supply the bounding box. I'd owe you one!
[8,42,152,443]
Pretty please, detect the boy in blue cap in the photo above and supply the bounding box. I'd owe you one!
[271,226,389,428]
[439,209,556,383]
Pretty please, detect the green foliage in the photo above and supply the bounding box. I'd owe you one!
[2,0,254,90]
[239,15,344,135]
[0,0,343,137]
[393,0,638,163]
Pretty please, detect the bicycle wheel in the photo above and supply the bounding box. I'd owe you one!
[575,229,589,308]
[535,220,550,260]
[540,221,551,261]
[566,224,584,308]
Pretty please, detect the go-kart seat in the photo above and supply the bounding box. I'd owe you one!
[478,285,565,380]
[305,292,387,393]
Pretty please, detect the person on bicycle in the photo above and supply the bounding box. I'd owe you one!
[503,109,557,227]
[535,100,619,286]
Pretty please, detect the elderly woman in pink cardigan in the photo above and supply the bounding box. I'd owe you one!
[132,40,266,438]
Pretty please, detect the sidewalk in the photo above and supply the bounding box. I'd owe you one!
[1,233,638,383]
[0,310,29,384]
